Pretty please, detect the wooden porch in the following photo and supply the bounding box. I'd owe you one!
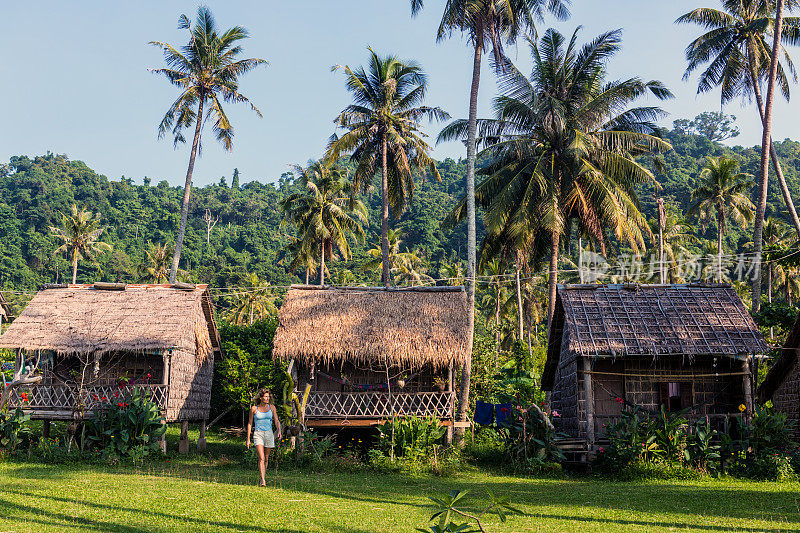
[7,384,169,420]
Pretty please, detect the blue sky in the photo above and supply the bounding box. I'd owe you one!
[1,1,796,187]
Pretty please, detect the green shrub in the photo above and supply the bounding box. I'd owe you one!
[82,387,165,457]
[377,415,445,458]
[497,405,565,469]
[37,436,67,463]
[0,407,30,453]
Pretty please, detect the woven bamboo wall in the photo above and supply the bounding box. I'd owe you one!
[551,329,580,438]
[166,349,214,422]
[772,355,800,440]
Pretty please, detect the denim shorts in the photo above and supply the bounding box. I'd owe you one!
[253,429,274,448]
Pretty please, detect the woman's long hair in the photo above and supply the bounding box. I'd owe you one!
[255,388,270,406]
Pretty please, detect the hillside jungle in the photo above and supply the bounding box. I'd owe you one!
[1,121,799,340]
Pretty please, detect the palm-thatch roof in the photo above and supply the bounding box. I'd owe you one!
[542,283,768,390]
[273,285,469,369]
[758,312,800,401]
[0,284,220,361]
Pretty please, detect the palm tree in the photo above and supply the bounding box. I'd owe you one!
[362,229,430,285]
[762,216,793,301]
[150,7,267,284]
[280,159,367,286]
[363,228,404,276]
[137,242,174,283]
[226,273,278,325]
[50,205,112,284]
[687,156,755,282]
[479,258,508,359]
[414,0,569,436]
[647,212,701,283]
[677,0,800,240]
[440,261,466,286]
[328,48,448,287]
[441,28,672,332]
[281,235,318,285]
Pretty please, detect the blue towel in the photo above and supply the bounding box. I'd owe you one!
[495,403,513,427]
[474,401,494,425]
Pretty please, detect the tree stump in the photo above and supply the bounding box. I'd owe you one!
[178,420,190,454]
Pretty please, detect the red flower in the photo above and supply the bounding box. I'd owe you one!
[146,373,151,379]
[20,392,28,402]
[114,392,119,398]
[615,397,624,404]
[101,396,107,401]
[93,394,99,401]
[118,402,124,408]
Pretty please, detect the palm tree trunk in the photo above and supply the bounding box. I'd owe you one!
[305,269,309,285]
[319,241,326,286]
[547,229,560,333]
[752,0,785,313]
[515,263,524,341]
[747,45,800,239]
[170,96,205,284]
[717,207,724,283]
[71,251,78,285]
[455,42,483,439]
[381,133,390,287]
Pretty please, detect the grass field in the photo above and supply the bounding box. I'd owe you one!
[1,427,799,532]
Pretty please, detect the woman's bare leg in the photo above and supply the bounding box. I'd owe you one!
[256,445,266,485]
[264,447,272,471]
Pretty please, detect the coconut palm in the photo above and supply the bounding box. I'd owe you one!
[687,156,756,282]
[441,28,672,332]
[226,273,278,325]
[50,205,112,284]
[392,252,434,286]
[440,261,466,286]
[647,211,701,283]
[328,49,448,287]
[762,216,793,301]
[280,235,318,285]
[363,228,404,275]
[414,0,570,435]
[150,7,267,283]
[137,242,175,283]
[677,0,800,239]
[280,159,367,286]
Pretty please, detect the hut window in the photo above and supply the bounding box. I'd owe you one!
[659,382,693,412]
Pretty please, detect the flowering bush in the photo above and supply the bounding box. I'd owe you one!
[497,405,565,470]
[377,415,445,458]
[82,387,165,458]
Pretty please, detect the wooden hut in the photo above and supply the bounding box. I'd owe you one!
[758,313,800,439]
[542,283,768,448]
[0,283,219,448]
[273,285,469,431]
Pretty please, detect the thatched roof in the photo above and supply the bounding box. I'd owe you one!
[0,284,220,361]
[273,285,469,368]
[542,284,768,390]
[758,312,800,401]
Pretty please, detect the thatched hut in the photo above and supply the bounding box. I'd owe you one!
[543,284,768,447]
[758,313,800,439]
[0,284,219,432]
[273,285,469,430]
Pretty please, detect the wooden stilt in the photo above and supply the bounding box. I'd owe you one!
[197,419,207,451]
[581,357,595,449]
[178,420,189,454]
[743,358,753,421]
[42,420,51,439]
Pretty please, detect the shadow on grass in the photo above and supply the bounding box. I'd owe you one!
[0,490,304,532]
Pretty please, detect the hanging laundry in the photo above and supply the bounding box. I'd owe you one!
[495,403,513,427]
[474,400,494,425]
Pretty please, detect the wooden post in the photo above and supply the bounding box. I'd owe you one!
[197,419,207,451]
[743,358,753,420]
[581,357,595,448]
[178,420,189,454]
[42,420,51,439]
[446,363,454,445]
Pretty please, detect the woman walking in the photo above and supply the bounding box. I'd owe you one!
[246,388,282,487]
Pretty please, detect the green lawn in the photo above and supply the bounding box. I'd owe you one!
[1,427,799,532]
